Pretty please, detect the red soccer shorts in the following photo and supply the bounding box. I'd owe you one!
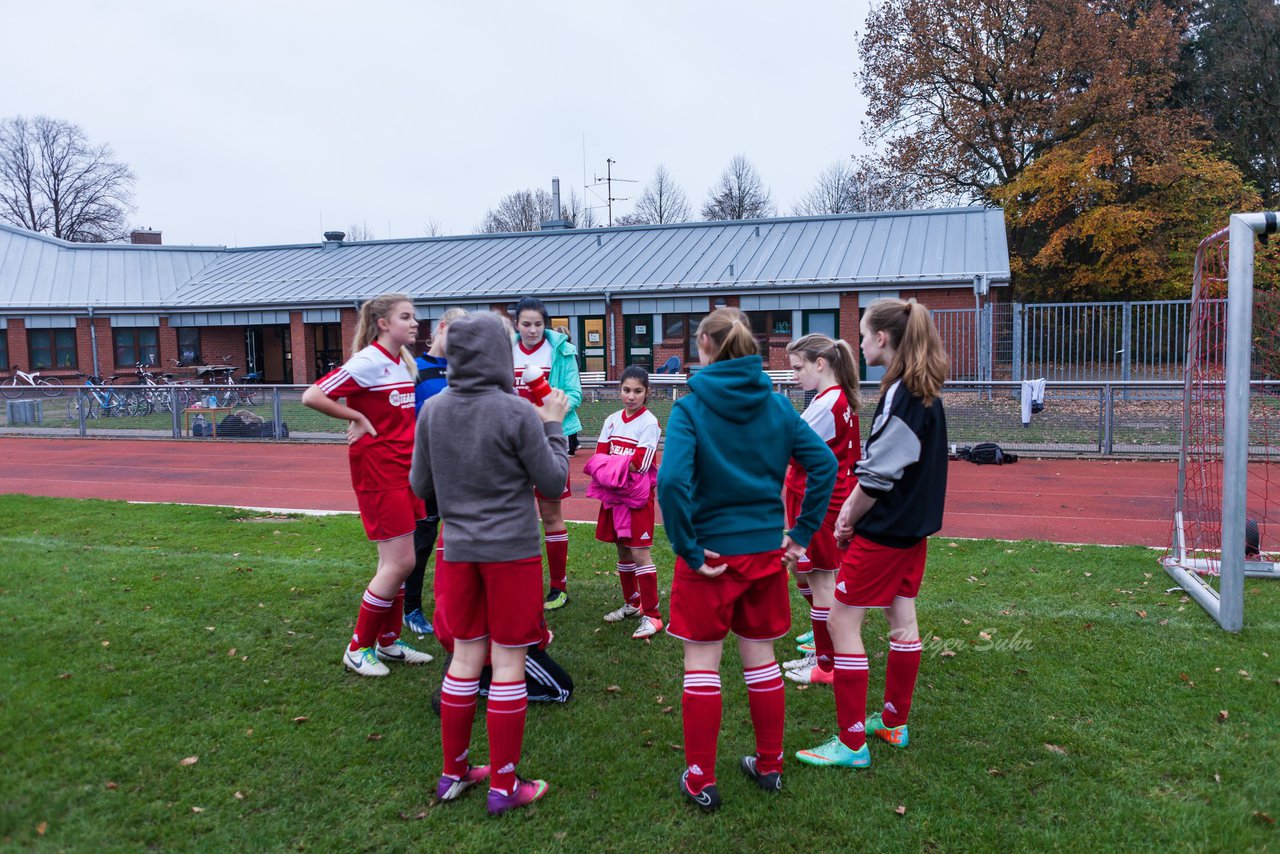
[534,469,573,502]
[356,487,425,541]
[594,491,656,548]
[437,553,545,647]
[834,535,928,609]
[784,490,844,572]
[667,549,791,643]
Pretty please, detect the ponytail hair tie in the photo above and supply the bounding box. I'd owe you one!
[905,297,917,314]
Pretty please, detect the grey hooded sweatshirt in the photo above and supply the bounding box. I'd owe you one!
[410,312,569,562]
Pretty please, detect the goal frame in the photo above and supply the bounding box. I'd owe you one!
[1165,212,1280,632]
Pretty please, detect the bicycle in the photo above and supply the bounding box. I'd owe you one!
[132,363,183,415]
[2,365,65,399]
[69,372,142,419]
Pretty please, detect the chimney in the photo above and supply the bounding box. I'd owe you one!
[540,176,571,231]
[130,228,162,245]
[322,230,345,250]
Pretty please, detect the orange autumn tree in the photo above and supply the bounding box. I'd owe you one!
[858,0,1254,300]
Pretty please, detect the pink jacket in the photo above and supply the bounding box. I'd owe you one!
[584,452,657,539]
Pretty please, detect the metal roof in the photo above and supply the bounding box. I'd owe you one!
[0,207,1009,312]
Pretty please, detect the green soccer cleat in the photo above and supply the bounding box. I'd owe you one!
[795,629,814,645]
[795,735,870,769]
[796,640,816,654]
[866,711,910,748]
[544,589,568,611]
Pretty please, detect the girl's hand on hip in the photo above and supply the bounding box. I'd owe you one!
[347,415,377,445]
[696,549,728,578]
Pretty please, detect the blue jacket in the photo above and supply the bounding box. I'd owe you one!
[657,355,836,570]
[414,354,448,416]
[511,328,582,436]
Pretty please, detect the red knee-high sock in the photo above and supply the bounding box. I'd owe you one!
[634,564,660,618]
[795,562,813,606]
[833,654,870,751]
[350,587,393,651]
[811,606,834,672]
[378,584,406,647]
[545,530,569,592]
[616,561,639,605]
[743,662,785,775]
[486,680,528,795]
[883,639,923,726]
[682,670,722,791]
[439,674,480,779]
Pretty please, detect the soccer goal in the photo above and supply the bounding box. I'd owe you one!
[1164,212,1280,631]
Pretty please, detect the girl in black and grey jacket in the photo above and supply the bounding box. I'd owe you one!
[795,297,949,772]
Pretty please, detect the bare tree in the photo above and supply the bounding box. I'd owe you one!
[345,222,376,241]
[701,155,774,221]
[0,115,135,242]
[619,164,691,225]
[422,217,444,237]
[794,156,934,215]
[479,186,591,233]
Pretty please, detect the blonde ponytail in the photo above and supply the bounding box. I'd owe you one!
[696,307,759,363]
[863,297,948,405]
[352,293,419,380]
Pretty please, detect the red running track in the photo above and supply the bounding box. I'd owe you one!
[0,437,1178,547]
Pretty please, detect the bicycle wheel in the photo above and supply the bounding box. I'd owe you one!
[0,381,21,400]
[87,395,104,419]
[38,376,64,397]
[133,392,155,417]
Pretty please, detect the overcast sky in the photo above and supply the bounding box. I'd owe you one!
[4,0,875,247]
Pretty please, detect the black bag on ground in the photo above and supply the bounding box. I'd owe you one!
[217,410,265,438]
[957,442,1018,465]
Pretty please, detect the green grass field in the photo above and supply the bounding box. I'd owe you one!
[1,495,1276,852]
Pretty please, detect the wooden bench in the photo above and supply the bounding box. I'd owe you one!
[579,371,607,386]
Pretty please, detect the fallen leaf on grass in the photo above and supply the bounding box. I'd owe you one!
[58,672,72,680]
[661,706,674,714]
[1083,572,1093,577]
[895,805,907,815]
[105,781,118,790]
[1254,811,1275,825]
[367,733,383,741]
[554,831,568,841]
[234,791,245,800]
[1179,673,1191,682]
[293,716,309,724]
[1214,774,1221,784]
[204,626,215,632]
[939,649,956,658]
[179,756,199,766]
[948,542,959,548]
[37,822,48,836]
[1045,744,1068,755]
[987,768,1005,777]
[1217,710,1229,723]
[1238,670,1251,679]
[191,806,204,814]
[979,631,993,641]
[605,685,621,693]
[1137,610,1147,619]
[245,729,254,736]
[962,619,971,625]
[228,648,237,657]
[101,641,110,647]
[667,743,682,752]
[398,810,428,821]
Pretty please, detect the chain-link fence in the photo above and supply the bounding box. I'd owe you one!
[7,378,1274,459]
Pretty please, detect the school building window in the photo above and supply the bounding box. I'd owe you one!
[663,314,702,364]
[177,328,201,365]
[114,327,159,367]
[0,329,8,370]
[29,329,77,370]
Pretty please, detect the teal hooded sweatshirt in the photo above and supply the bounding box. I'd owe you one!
[657,354,837,571]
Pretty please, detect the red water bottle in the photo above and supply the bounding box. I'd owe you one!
[522,365,552,406]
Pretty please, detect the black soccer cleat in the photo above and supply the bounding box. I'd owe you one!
[740,755,782,793]
[679,769,721,812]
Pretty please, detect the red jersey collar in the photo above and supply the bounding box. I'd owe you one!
[621,406,648,423]
[371,341,400,363]
[518,338,547,356]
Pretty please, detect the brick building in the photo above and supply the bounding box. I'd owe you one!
[0,208,1010,383]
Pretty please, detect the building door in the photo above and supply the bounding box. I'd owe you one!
[804,310,838,339]
[623,315,653,372]
[312,323,343,378]
[579,316,606,373]
[246,326,292,383]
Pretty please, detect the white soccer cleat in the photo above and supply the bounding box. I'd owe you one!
[632,615,664,639]
[376,640,434,665]
[784,662,834,685]
[603,603,641,623]
[781,653,817,671]
[344,646,390,677]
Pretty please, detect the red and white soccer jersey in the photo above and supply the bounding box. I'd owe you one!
[316,342,417,492]
[595,407,660,472]
[512,338,555,403]
[784,386,860,517]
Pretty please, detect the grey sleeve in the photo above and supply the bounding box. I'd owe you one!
[854,414,922,496]
[409,408,435,502]
[517,410,570,497]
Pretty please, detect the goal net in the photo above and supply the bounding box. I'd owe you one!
[1164,213,1280,631]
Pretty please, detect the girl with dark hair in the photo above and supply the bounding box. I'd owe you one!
[588,365,663,639]
[301,293,434,677]
[510,296,583,610]
[796,297,949,770]
[657,307,837,810]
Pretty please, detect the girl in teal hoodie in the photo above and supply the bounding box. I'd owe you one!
[657,307,837,811]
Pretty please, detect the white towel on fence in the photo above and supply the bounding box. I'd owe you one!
[1021,378,1046,426]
